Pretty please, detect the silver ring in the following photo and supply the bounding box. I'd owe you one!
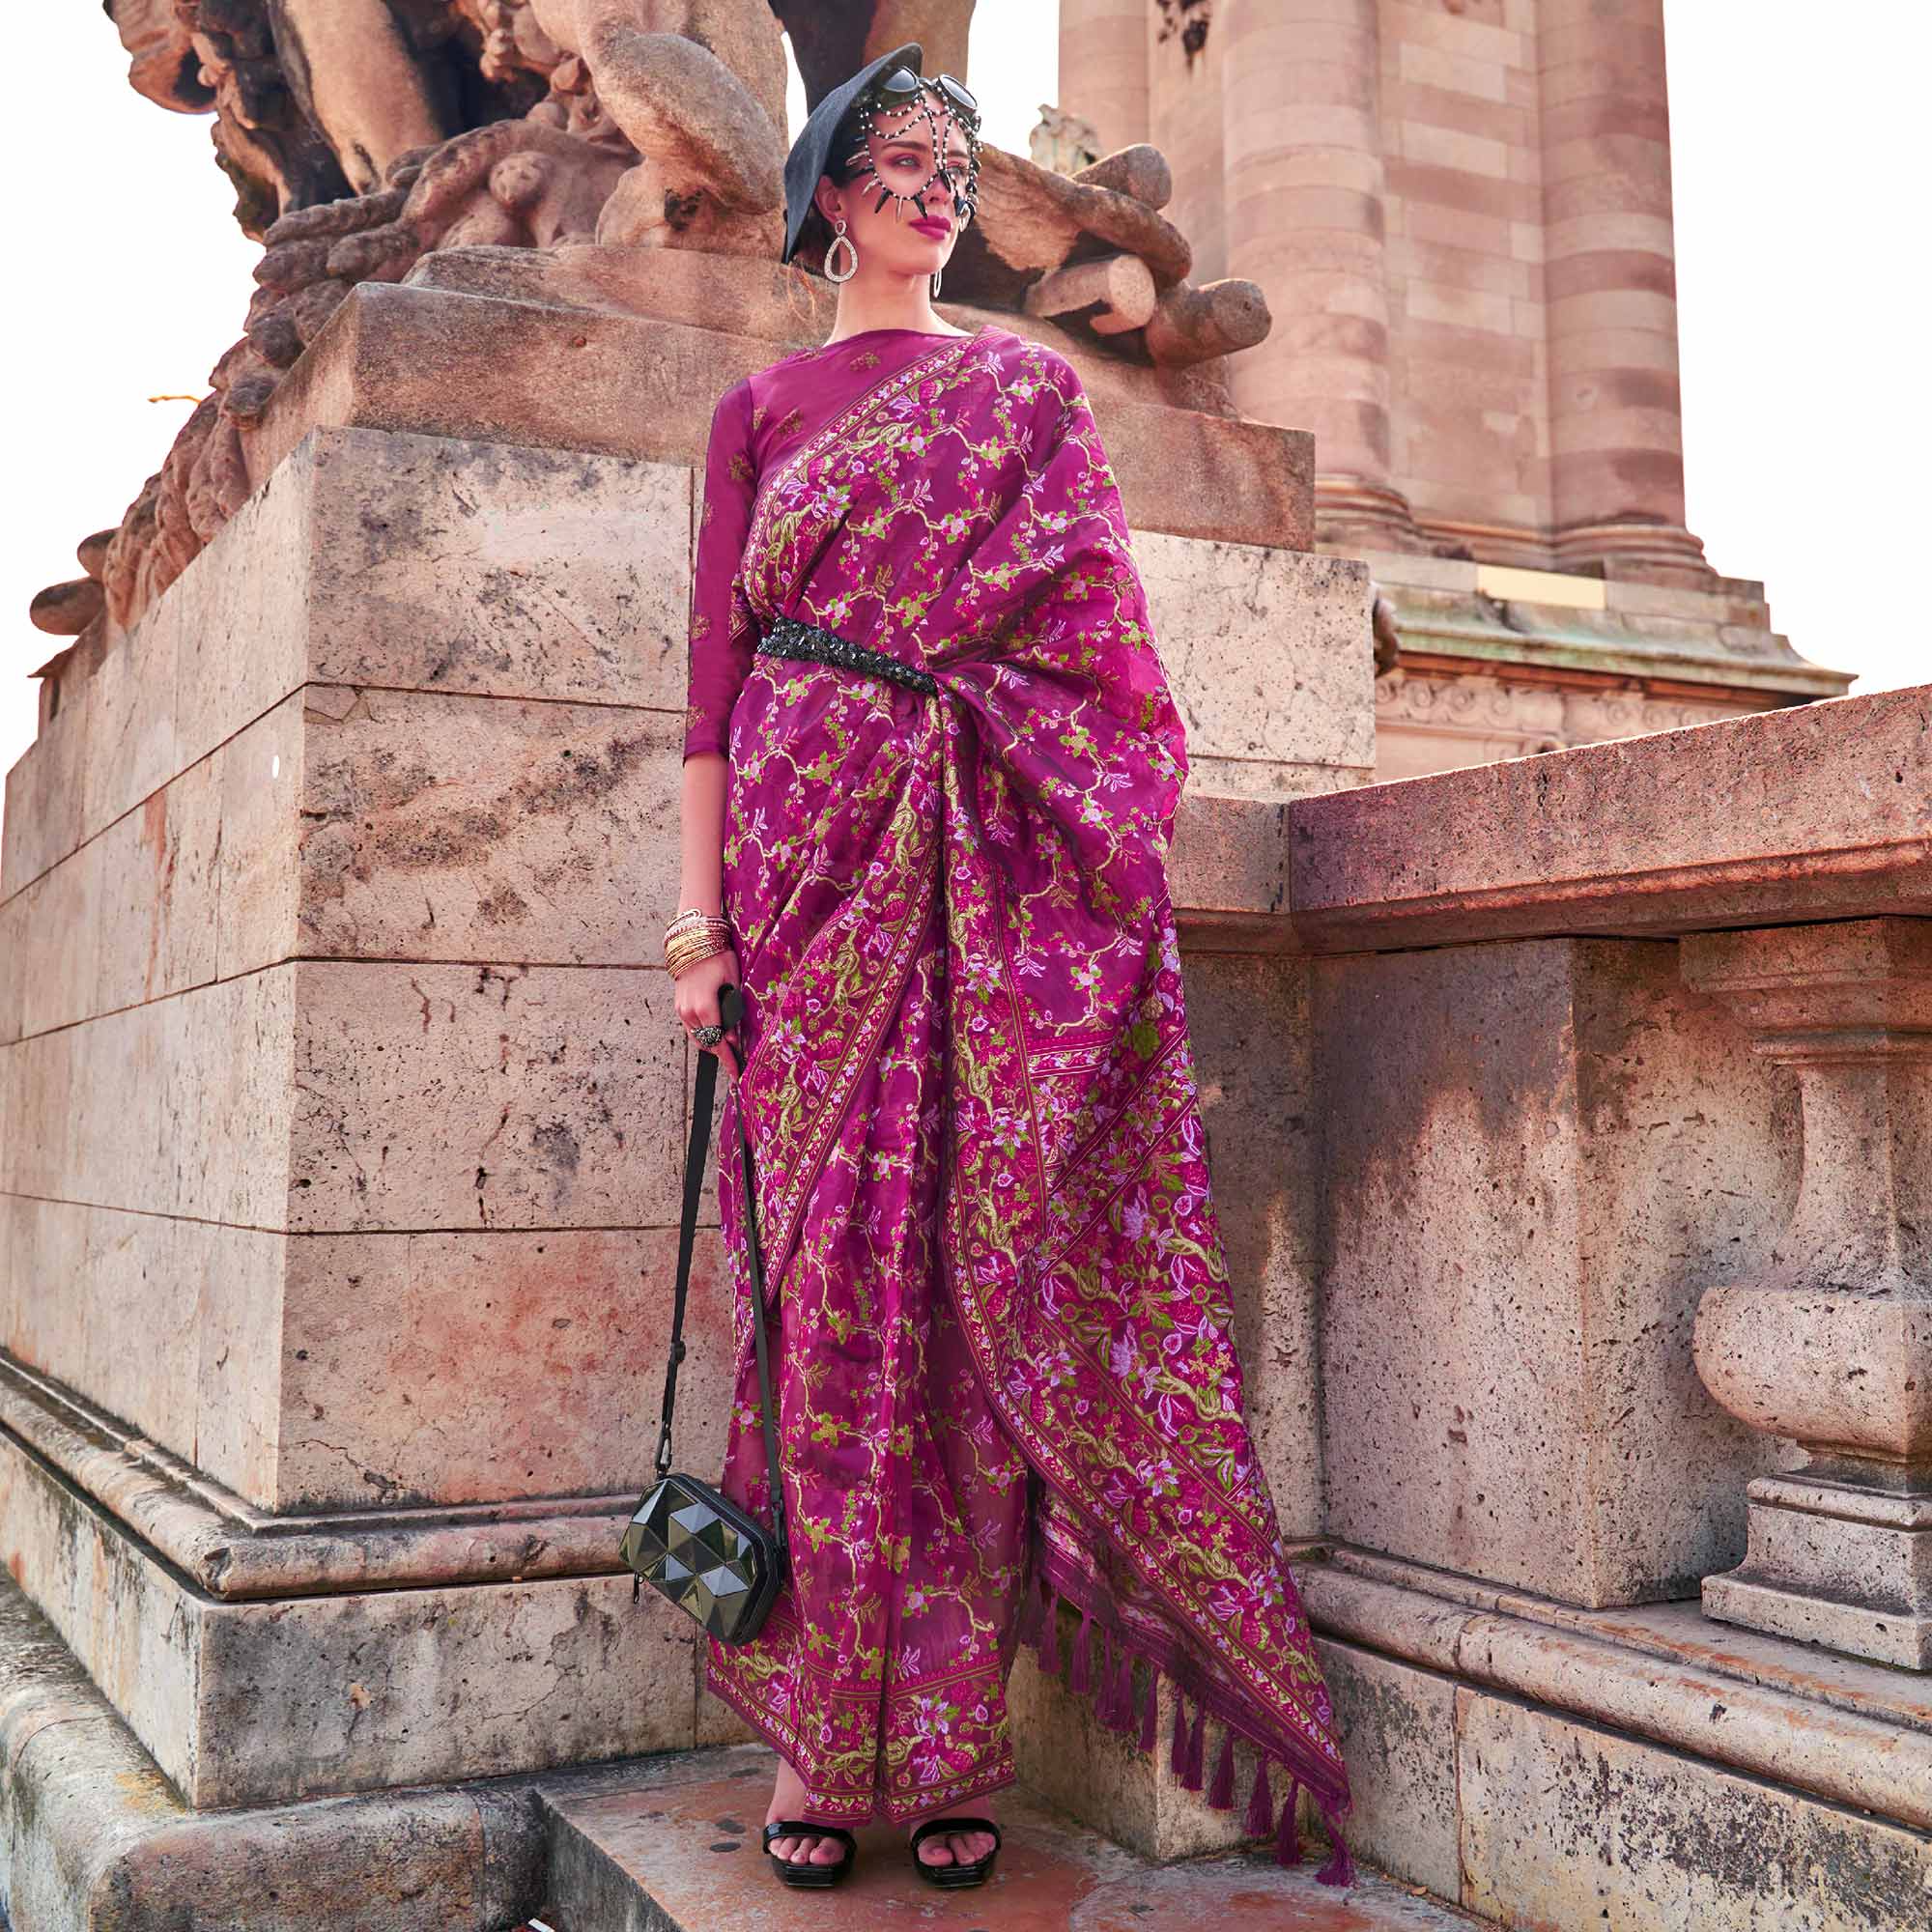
[693,1022,725,1047]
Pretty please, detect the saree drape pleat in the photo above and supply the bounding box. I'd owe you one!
[684,323,1353,1882]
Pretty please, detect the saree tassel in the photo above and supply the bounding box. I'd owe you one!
[1243,1757,1276,1839]
[1273,1779,1303,1867]
[1137,1662,1159,1752]
[1207,1725,1236,1809]
[1038,1587,1062,1677]
[1314,1797,1357,1889]
[1095,1624,1116,1719]
[1169,1690,1190,1778]
[1181,1698,1206,1791]
[1109,1643,1137,1735]
[1068,1600,1094,1695]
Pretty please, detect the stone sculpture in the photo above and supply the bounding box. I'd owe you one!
[33,0,1271,642]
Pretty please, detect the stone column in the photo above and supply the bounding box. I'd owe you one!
[1540,0,1708,582]
[1218,0,1416,549]
[1057,0,1151,157]
[1681,921,1932,1668]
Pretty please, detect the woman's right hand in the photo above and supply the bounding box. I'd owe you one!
[674,946,743,1065]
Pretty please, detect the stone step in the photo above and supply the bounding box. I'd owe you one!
[526,1744,1496,1931]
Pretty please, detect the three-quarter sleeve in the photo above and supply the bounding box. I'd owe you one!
[683,378,759,760]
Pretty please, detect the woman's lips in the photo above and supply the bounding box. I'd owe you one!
[910,217,951,239]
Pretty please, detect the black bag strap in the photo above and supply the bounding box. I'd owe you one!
[653,983,787,1558]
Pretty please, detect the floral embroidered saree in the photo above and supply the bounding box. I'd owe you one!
[684,321,1354,1883]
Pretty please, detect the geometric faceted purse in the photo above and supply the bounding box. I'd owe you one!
[619,983,789,1644]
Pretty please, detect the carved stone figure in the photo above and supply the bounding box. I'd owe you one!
[38,0,1272,642]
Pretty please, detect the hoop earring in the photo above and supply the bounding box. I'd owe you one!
[930,267,943,299]
[823,217,858,284]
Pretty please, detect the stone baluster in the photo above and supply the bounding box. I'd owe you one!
[1681,920,1932,1668]
[1218,0,1416,549]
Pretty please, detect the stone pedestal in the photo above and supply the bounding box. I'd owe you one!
[1681,920,1932,1668]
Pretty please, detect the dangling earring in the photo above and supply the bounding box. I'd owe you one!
[823,215,858,283]
[930,266,943,299]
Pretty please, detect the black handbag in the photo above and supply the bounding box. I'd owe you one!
[619,983,789,1643]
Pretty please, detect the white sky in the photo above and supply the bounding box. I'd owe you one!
[4,8,1922,853]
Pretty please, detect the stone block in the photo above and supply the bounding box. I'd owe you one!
[298,427,694,712]
[183,1215,290,1505]
[289,959,684,1235]
[540,1747,1477,1930]
[170,453,315,805]
[295,686,683,967]
[2,1200,92,1395]
[253,282,1317,554]
[1312,1634,1462,1901]
[96,750,223,1021]
[1169,793,1291,946]
[7,969,679,1243]
[1703,1474,1932,1672]
[1138,539,1375,789]
[1007,1622,1267,1860]
[1,670,90,899]
[213,688,306,981]
[80,577,182,840]
[278,1225,737,1511]
[1455,1688,1932,1929]
[0,1420,697,1807]
[3,1207,270,1500]
[1314,936,1798,1605]
[1179,951,1321,1534]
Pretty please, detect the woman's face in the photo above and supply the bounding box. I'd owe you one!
[814,99,976,281]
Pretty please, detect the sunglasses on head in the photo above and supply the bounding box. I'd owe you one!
[876,65,980,122]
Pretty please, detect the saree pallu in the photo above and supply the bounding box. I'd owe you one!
[689,324,1353,1883]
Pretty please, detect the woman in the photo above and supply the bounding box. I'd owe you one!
[668,43,1354,1892]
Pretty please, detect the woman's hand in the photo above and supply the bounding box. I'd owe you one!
[674,946,743,1066]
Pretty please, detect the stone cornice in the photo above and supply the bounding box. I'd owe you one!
[0,1353,631,1601]
[1276,685,1932,952]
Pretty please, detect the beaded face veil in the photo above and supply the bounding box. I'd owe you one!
[839,65,982,233]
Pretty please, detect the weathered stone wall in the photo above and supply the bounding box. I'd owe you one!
[1314,935,1802,1606]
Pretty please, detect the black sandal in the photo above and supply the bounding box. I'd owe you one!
[908,1814,1002,1889]
[761,1819,858,1889]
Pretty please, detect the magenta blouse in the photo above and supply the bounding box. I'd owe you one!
[683,327,990,760]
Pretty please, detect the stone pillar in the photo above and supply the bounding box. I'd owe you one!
[1540,0,1708,582]
[1057,0,1151,157]
[1219,0,1416,549]
[1681,921,1932,1668]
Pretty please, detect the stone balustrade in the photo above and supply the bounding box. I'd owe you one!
[1680,920,1931,1667]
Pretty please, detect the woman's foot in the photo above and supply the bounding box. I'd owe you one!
[763,1757,848,1868]
[909,1800,999,1870]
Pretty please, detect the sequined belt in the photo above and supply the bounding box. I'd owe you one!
[755,613,940,697]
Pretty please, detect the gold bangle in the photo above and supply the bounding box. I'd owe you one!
[665,916,730,948]
[666,933,732,978]
[666,928,727,961]
[665,923,725,952]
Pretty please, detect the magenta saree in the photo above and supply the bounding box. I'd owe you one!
[684,323,1354,1883]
